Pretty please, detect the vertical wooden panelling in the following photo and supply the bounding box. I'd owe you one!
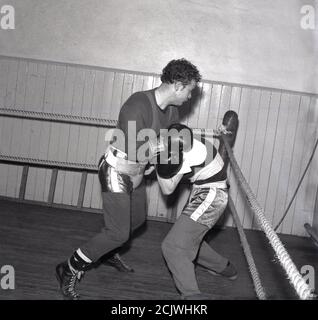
[231,88,252,224]
[89,71,106,209]
[30,63,48,202]
[187,82,203,128]
[264,93,290,226]
[1,57,318,235]
[152,76,161,89]
[281,96,312,234]
[4,59,19,108]
[303,98,318,213]
[55,66,76,205]
[3,60,19,197]
[254,91,280,225]
[132,74,145,94]
[271,94,301,232]
[216,85,232,127]
[110,72,125,119]
[43,65,65,204]
[76,69,95,208]
[121,73,134,105]
[101,71,115,120]
[0,59,8,107]
[145,179,160,218]
[67,68,86,206]
[292,97,318,235]
[196,83,212,128]
[206,84,222,131]
[0,60,10,196]
[240,89,262,229]
[83,70,104,209]
[9,60,29,198]
[226,86,242,227]
[41,64,57,202]
[142,75,155,91]
[156,192,171,220]
[58,66,76,206]
[24,62,46,200]
[249,91,272,229]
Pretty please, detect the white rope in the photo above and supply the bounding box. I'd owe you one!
[0,108,118,127]
[222,136,315,300]
[0,108,219,138]
[0,154,98,171]
[228,196,267,299]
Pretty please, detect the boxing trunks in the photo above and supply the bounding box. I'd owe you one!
[98,145,146,193]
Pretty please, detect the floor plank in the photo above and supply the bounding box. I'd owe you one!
[0,200,317,300]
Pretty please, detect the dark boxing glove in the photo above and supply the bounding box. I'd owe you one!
[218,110,239,162]
[156,123,193,179]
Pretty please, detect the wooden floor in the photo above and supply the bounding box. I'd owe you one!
[0,199,317,300]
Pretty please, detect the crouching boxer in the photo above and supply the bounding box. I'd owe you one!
[158,111,239,300]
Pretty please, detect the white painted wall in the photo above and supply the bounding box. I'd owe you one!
[0,0,317,94]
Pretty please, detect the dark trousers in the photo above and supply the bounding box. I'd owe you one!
[161,187,228,297]
[80,181,147,261]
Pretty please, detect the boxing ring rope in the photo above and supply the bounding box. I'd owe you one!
[221,136,315,300]
[0,108,217,136]
[0,108,118,127]
[228,196,267,300]
[0,108,314,299]
[0,154,98,172]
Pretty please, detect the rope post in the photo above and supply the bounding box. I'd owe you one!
[77,172,88,209]
[19,165,29,200]
[48,169,58,205]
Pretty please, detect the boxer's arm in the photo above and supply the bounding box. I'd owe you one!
[156,172,184,195]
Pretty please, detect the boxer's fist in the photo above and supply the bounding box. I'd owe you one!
[156,123,193,179]
[218,110,239,161]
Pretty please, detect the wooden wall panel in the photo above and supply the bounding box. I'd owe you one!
[80,70,97,209]
[58,66,76,206]
[281,96,311,234]
[231,88,253,225]
[3,59,19,197]
[206,84,222,130]
[0,56,318,236]
[226,86,242,227]
[292,98,318,236]
[248,91,271,229]
[0,60,10,196]
[265,93,290,226]
[254,91,281,224]
[24,62,45,200]
[88,71,107,209]
[27,63,47,201]
[196,83,212,128]
[240,89,262,229]
[272,94,301,232]
[216,85,232,127]
[9,61,28,198]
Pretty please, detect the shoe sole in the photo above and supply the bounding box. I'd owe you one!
[103,261,134,273]
[207,269,238,280]
[55,264,80,300]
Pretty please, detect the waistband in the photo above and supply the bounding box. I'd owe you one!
[192,180,228,190]
[101,145,146,176]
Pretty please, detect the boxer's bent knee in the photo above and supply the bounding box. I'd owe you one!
[161,237,180,260]
[105,228,130,245]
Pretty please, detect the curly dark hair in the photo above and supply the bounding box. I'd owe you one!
[160,59,201,85]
